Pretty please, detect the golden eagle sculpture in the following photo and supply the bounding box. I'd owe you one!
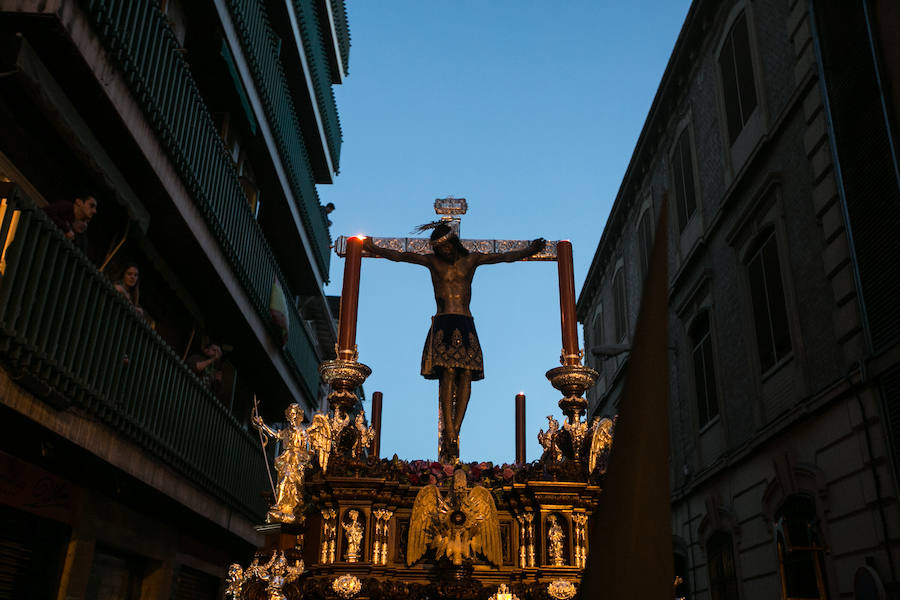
[407,469,501,567]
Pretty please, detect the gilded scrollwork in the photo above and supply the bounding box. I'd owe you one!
[547,579,577,600]
[332,574,362,599]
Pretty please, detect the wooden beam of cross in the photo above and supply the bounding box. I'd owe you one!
[334,197,559,260]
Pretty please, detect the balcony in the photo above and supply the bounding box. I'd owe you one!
[0,183,269,520]
[225,0,338,269]
[79,0,323,398]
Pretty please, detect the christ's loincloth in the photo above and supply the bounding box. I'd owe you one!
[421,314,484,381]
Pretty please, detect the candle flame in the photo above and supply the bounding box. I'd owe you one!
[353,234,367,240]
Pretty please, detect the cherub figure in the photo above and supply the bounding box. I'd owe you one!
[252,403,311,523]
[538,415,562,462]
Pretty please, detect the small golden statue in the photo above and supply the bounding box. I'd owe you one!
[226,552,303,600]
[252,403,311,523]
[224,563,243,600]
[342,509,364,562]
[547,514,565,566]
[538,415,562,462]
[408,469,501,567]
[352,412,376,458]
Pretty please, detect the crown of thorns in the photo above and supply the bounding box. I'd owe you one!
[413,221,455,245]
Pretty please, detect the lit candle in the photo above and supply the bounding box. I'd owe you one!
[515,392,526,464]
[337,235,365,360]
[371,391,383,458]
[556,240,580,364]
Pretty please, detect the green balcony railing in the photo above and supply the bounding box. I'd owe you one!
[329,0,351,78]
[80,0,322,399]
[0,184,268,521]
[290,0,344,161]
[226,0,337,268]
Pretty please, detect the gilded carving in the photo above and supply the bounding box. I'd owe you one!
[572,513,589,569]
[489,583,520,600]
[332,574,362,599]
[588,417,615,474]
[408,470,501,567]
[547,579,577,600]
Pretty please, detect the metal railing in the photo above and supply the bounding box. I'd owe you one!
[80,0,322,399]
[0,184,268,520]
[226,0,337,269]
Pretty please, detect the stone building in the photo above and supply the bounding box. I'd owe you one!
[576,0,900,598]
[0,0,350,596]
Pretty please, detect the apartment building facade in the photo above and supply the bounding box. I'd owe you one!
[0,0,350,596]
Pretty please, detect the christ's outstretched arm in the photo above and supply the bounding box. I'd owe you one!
[363,237,430,266]
[472,238,546,265]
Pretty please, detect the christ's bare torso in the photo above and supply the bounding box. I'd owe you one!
[426,254,476,316]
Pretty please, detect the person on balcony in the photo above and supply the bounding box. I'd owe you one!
[187,341,224,395]
[114,263,145,317]
[42,193,98,253]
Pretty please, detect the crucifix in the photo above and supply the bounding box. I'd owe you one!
[335,198,558,462]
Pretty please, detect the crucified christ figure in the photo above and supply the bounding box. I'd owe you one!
[364,222,545,462]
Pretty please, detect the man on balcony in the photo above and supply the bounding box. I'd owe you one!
[42,193,98,253]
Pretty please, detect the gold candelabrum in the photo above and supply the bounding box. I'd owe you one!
[319,347,371,422]
[544,349,600,464]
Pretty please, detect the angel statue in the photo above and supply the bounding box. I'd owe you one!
[538,415,562,462]
[352,411,376,458]
[224,563,243,600]
[258,551,304,600]
[408,468,501,567]
[588,416,615,474]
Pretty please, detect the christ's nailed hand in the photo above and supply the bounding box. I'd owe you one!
[530,238,547,254]
[362,237,376,253]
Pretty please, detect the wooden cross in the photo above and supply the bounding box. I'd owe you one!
[334,197,559,260]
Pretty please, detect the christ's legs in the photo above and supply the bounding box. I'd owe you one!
[439,367,458,460]
[452,369,472,440]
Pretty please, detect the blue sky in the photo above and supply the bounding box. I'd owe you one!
[319,1,691,463]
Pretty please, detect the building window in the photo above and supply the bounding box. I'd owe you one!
[638,208,654,279]
[775,496,828,600]
[707,532,740,600]
[672,129,697,232]
[746,229,792,372]
[690,310,719,428]
[718,10,758,144]
[612,268,627,342]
